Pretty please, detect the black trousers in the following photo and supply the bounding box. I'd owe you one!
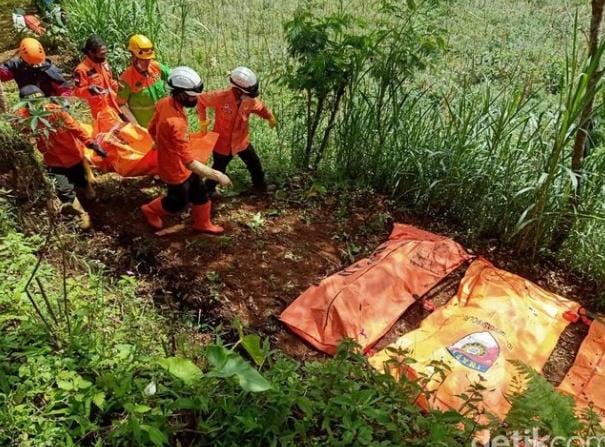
[161,173,208,213]
[205,144,265,192]
[47,162,89,203]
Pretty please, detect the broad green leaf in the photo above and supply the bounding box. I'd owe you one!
[241,334,266,366]
[206,345,271,392]
[75,377,92,390]
[140,424,168,447]
[57,379,74,391]
[158,357,202,385]
[92,392,106,410]
[132,404,152,414]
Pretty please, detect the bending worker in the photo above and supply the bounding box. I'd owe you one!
[141,67,232,234]
[197,66,276,197]
[73,35,123,127]
[16,85,108,230]
[1,37,70,97]
[117,34,170,127]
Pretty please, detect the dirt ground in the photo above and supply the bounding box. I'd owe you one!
[64,172,598,386]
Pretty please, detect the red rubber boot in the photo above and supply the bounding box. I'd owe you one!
[141,197,167,229]
[191,201,224,234]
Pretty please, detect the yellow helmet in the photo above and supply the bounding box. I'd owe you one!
[127,34,155,60]
[19,37,46,66]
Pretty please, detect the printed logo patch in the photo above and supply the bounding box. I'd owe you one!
[447,331,500,372]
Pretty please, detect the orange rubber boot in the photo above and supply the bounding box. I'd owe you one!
[191,201,224,234]
[141,197,167,229]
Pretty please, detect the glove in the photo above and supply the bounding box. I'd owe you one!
[200,119,210,135]
[88,142,108,158]
[88,85,106,96]
[268,114,277,129]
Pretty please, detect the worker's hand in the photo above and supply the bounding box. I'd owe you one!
[88,85,106,96]
[214,171,232,187]
[199,119,210,135]
[118,112,130,123]
[87,142,108,158]
[268,114,277,129]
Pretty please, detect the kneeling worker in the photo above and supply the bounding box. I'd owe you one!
[141,67,231,234]
[16,85,108,230]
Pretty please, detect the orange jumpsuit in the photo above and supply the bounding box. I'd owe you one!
[18,103,93,168]
[17,103,94,203]
[147,97,210,214]
[73,57,121,119]
[196,88,273,156]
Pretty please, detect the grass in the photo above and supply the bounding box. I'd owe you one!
[52,0,605,286]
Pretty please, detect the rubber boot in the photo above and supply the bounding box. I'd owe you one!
[83,159,96,199]
[141,197,167,230]
[72,197,91,230]
[191,201,224,234]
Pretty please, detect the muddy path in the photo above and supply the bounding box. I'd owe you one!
[74,173,599,385]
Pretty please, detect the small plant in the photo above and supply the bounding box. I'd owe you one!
[246,212,266,232]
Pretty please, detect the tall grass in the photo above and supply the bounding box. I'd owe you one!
[56,0,605,286]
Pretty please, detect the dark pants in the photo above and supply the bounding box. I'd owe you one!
[161,173,208,213]
[205,144,265,193]
[47,162,89,203]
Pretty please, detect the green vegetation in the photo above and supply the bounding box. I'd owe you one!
[2,0,605,444]
[1,193,601,444]
[52,0,605,287]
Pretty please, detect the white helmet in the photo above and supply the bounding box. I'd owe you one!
[167,66,203,95]
[230,66,259,97]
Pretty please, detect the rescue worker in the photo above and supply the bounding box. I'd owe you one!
[73,35,123,122]
[16,85,108,230]
[197,66,276,197]
[117,34,170,127]
[0,37,70,97]
[141,67,232,234]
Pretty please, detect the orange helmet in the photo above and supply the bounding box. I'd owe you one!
[19,37,46,66]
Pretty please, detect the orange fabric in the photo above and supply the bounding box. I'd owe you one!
[87,122,217,177]
[73,57,120,118]
[370,258,580,423]
[280,224,472,355]
[147,97,196,184]
[558,321,605,425]
[24,15,45,36]
[117,61,163,98]
[18,104,92,168]
[93,105,123,135]
[197,88,273,156]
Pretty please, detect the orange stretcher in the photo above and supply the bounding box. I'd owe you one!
[280,224,472,354]
[558,320,605,426]
[84,122,217,177]
[369,258,581,424]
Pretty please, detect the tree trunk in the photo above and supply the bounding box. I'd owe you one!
[551,0,605,250]
[314,83,346,168]
[305,93,325,169]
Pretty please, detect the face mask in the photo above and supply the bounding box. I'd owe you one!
[181,94,198,108]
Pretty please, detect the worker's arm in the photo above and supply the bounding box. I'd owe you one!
[115,79,137,124]
[0,60,15,82]
[73,67,104,99]
[147,109,159,140]
[196,91,218,123]
[170,118,231,186]
[186,160,232,186]
[250,99,276,127]
[60,109,107,157]
[45,64,72,97]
